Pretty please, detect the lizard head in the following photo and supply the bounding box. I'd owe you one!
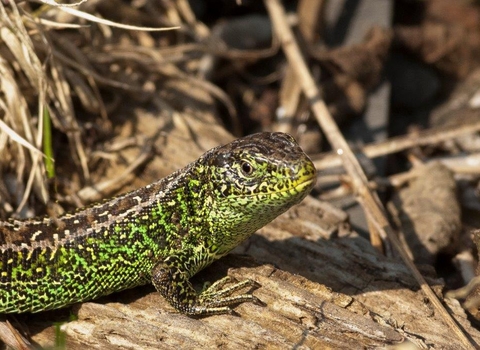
[197,132,317,254]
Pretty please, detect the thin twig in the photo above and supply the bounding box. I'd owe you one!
[313,121,480,171]
[276,0,324,134]
[264,0,476,348]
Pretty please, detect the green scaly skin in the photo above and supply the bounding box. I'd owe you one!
[0,132,316,315]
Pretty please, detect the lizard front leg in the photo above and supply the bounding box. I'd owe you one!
[151,255,260,316]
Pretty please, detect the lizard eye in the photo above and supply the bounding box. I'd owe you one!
[241,161,254,176]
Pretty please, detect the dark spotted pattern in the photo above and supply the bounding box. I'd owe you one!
[0,132,316,315]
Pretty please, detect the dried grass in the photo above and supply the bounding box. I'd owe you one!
[0,0,186,216]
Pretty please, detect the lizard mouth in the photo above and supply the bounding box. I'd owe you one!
[293,176,316,192]
[291,161,317,193]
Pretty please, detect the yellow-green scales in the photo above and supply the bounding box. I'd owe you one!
[0,132,316,315]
